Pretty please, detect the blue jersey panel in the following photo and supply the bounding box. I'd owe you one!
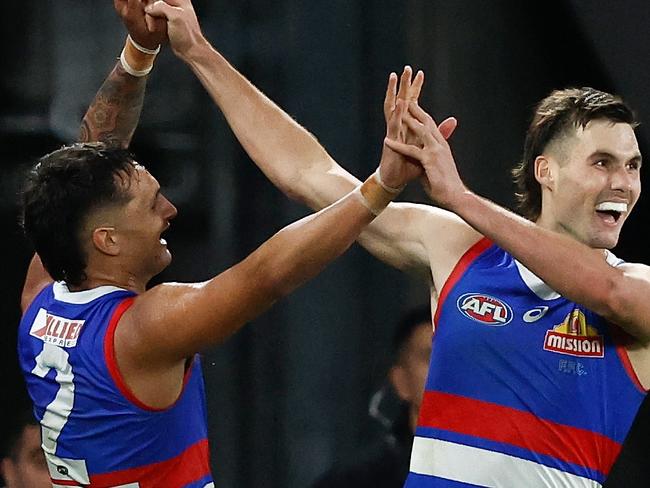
[406,239,645,487]
[19,282,213,487]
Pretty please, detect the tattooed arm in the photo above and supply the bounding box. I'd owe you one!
[79,0,167,146]
[21,1,167,312]
[78,62,148,147]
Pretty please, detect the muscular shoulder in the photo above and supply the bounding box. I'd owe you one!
[358,201,482,292]
[415,204,484,292]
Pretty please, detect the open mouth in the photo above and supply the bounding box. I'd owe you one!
[160,224,170,246]
[595,202,627,225]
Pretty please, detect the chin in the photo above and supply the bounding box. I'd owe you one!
[154,250,173,274]
[588,233,620,250]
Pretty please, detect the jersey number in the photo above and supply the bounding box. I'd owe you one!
[33,342,90,484]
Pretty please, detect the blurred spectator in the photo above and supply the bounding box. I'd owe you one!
[313,305,432,487]
[1,408,50,488]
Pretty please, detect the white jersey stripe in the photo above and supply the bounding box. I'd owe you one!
[52,281,127,304]
[410,436,601,488]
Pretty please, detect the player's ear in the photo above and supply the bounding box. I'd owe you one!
[92,227,120,256]
[534,156,555,190]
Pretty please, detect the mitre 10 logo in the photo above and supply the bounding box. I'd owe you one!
[457,293,513,326]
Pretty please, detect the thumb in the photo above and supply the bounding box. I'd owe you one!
[145,0,176,19]
[438,117,458,141]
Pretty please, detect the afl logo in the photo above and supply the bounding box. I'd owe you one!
[457,293,513,326]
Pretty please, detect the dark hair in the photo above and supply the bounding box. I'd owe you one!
[391,304,431,361]
[512,87,638,220]
[21,142,135,286]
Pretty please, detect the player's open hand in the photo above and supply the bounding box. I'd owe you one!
[383,66,457,143]
[384,102,466,209]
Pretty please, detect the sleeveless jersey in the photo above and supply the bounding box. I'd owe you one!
[405,238,646,488]
[18,282,213,488]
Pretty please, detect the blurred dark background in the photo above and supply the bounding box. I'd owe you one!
[2,1,649,487]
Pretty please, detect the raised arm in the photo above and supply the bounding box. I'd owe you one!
[144,0,476,281]
[386,101,650,342]
[80,0,167,146]
[21,0,167,312]
[115,102,423,406]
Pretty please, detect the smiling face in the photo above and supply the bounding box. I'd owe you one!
[112,164,178,280]
[537,120,641,249]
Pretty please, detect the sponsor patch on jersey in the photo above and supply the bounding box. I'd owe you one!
[523,306,549,323]
[457,293,513,326]
[543,309,604,358]
[29,308,85,348]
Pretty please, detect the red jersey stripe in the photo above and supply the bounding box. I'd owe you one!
[104,297,196,412]
[434,237,492,328]
[418,390,621,474]
[610,324,647,394]
[89,439,210,488]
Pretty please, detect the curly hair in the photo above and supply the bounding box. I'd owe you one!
[21,142,136,286]
[512,87,638,221]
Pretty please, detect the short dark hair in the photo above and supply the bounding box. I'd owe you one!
[391,304,431,361]
[21,143,135,286]
[512,87,638,220]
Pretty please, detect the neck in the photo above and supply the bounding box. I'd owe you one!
[71,269,147,294]
[535,214,608,260]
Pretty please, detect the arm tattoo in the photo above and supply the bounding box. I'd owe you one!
[78,62,147,148]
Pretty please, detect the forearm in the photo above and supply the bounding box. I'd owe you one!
[129,175,395,361]
[182,41,358,210]
[78,61,148,147]
[450,191,647,332]
[249,185,385,300]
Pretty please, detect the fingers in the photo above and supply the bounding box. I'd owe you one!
[406,102,448,145]
[386,98,405,140]
[145,12,167,34]
[401,111,434,147]
[384,137,422,161]
[145,0,177,19]
[383,72,398,123]
[406,101,434,127]
[438,117,458,140]
[396,66,413,101]
[408,70,424,103]
[114,0,128,15]
[126,0,144,18]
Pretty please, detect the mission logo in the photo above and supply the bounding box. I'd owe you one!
[543,309,604,358]
[457,293,513,326]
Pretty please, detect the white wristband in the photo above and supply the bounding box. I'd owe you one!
[353,186,381,216]
[127,35,161,55]
[375,168,405,194]
[120,49,153,77]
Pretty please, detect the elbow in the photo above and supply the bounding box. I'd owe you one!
[601,277,646,338]
[600,276,626,322]
[246,252,296,304]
